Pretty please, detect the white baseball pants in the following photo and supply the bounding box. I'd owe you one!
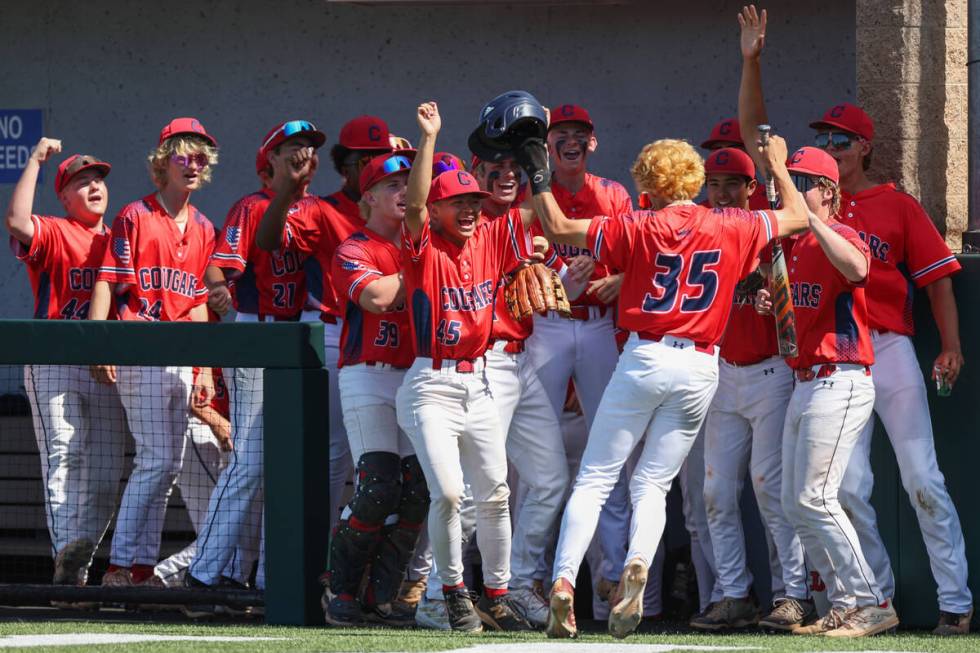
[24,364,126,561]
[111,365,192,567]
[781,365,881,609]
[338,363,412,461]
[838,332,972,614]
[553,334,719,585]
[704,357,808,600]
[485,346,569,588]
[681,428,722,610]
[396,358,511,590]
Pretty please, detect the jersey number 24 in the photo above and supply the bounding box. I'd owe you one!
[643,250,720,314]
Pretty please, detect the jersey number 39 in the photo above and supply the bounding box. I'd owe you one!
[643,250,720,314]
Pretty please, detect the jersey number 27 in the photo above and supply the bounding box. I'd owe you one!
[643,250,720,314]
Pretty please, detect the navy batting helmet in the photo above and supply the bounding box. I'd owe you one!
[468,90,548,163]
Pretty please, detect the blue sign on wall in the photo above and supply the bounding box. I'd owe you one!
[0,110,42,184]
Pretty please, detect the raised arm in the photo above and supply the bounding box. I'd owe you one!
[737,5,771,181]
[762,135,809,237]
[6,138,61,245]
[404,102,440,242]
[256,147,315,251]
[514,139,589,249]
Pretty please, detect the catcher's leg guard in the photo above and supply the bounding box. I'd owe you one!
[366,455,430,605]
[329,452,402,597]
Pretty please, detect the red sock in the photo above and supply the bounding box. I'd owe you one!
[442,583,466,595]
[106,564,125,574]
[130,564,155,584]
[484,587,508,599]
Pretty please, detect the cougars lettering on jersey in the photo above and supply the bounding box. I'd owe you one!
[839,183,960,335]
[532,173,633,307]
[98,194,215,322]
[11,215,112,320]
[402,208,528,362]
[210,189,310,317]
[587,205,775,347]
[785,221,874,369]
[323,190,365,228]
[331,229,413,368]
[280,197,362,318]
[718,241,785,364]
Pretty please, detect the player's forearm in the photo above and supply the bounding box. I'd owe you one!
[926,277,962,353]
[204,264,227,290]
[5,159,40,245]
[530,192,589,249]
[255,194,291,252]
[405,132,435,239]
[809,216,868,283]
[88,281,114,320]
[738,55,769,177]
[359,273,404,314]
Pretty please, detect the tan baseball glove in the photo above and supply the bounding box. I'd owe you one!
[505,263,572,321]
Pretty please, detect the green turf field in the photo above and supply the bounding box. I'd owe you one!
[0,620,979,653]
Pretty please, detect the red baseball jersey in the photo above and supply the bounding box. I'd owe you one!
[331,228,413,368]
[718,241,784,365]
[12,215,112,320]
[586,204,775,348]
[193,366,230,419]
[281,197,362,318]
[98,194,215,322]
[402,208,528,362]
[532,173,633,307]
[210,189,310,317]
[839,183,960,335]
[323,190,365,227]
[785,221,874,369]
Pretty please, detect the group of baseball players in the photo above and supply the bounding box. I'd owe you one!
[4,4,973,639]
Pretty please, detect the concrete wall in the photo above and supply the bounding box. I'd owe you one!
[856,0,968,248]
[0,0,854,319]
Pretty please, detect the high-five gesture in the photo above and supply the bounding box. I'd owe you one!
[31,138,62,165]
[416,101,441,138]
[738,5,767,61]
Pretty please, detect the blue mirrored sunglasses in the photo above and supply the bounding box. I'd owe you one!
[381,154,413,174]
[790,173,817,193]
[262,120,318,149]
[814,132,855,150]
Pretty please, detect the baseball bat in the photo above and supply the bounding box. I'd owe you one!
[758,125,798,358]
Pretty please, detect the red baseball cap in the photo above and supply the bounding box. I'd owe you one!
[255,148,268,175]
[704,147,755,179]
[359,152,413,194]
[339,116,392,151]
[809,103,874,142]
[55,154,111,194]
[549,104,594,130]
[158,117,217,147]
[786,146,840,184]
[701,118,743,149]
[428,170,490,203]
[260,120,327,156]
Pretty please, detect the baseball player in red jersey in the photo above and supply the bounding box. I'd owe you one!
[325,116,394,222]
[701,118,770,211]
[323,152,429,627]
[469,152,579,627]
[740,6,897,636]
[514,117,809,637]
[188,121,327,595]
[811,103,973,633]
[690,147,811,632]
[89,117,218,588]
[5,140,127,590]
[395,101,537,633]
[256,129,367,535]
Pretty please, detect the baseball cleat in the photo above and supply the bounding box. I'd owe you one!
[609,559,647,639]
[414,596,450,631]
[759,596,817,632]
[100,567,132,588]
[444,587,483,633]
[824,602,899,638]
[794,606,846,635]
[508,587,549,628]
[934,607,974,635]
[395,575,427,609]
[546,578,577,639]
[52,539,95,586]
[363,601,416,628]
[324,593,365,627]
[475,592,534,632]
[690,596,760,631]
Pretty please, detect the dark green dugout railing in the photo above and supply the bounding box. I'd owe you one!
[0,320,329,626]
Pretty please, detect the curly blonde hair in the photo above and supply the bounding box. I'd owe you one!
[148,135,218,189]
[630,139,705,203]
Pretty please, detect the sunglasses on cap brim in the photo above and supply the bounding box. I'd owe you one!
[433,157,462,175]
[262,120,319,150]
[380,155,413,174]
[790,173,818,193]
[390,136,413,150]
[814,132,858,150]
